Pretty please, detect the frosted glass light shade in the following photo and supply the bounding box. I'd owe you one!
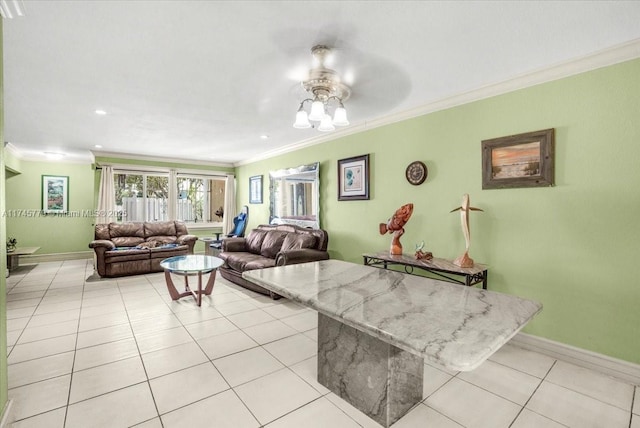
[332,107,349,126]
[293,110,311,128]
[318,114,335,132]
[308,100,325,121]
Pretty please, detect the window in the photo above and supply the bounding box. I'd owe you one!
[176,175,226,224]
[112,168,227,226]
[114,173,169,222]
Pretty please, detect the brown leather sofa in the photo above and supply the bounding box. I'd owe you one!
[89,221,198,277]
[219,224,329,299]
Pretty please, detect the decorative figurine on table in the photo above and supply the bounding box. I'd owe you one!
[414,241,433,261]
[450,194,483,268]
[379,203,413,255]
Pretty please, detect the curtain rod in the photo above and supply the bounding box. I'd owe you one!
[94,163,234,178]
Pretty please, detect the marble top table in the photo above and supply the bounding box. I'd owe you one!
[243,260,542,427]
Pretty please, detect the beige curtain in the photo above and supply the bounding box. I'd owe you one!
[223,175,236,234]
[96,166,116,224]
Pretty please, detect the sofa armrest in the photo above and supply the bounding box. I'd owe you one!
[89,240,115,277]
[177,234,198,244]
[177,234,198,253]
[275,249,330,266]
[222,237,247,252]
[89,240,116,250]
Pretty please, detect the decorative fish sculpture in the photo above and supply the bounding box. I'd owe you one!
[450,194,483,267]
[380,203,413,255]
[379,203,413,235]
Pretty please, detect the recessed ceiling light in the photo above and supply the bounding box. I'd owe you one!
[44,152,65,160]
[260,135,269,140]
[95,109,107,115]
[94,144,103,148]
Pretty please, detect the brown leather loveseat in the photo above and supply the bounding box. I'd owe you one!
[219,224,329,299]
[89,221,198,277]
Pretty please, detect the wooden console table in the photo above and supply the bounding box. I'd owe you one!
[7,247,40,270]
[243,260,540,427]
[363,251,488,289]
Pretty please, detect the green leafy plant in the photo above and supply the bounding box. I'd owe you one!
[6,237,17,251]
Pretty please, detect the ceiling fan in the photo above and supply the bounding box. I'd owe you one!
[292,45,351,132]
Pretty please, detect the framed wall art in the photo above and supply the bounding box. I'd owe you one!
[338,154,370,201]
[42,175,69,213]
[249,175,263,204]
[482,128,554,189]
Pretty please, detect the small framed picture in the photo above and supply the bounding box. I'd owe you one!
[249,175,263,204]
[338,154,370,201]
[42,175,69,213]
[482,129,554,189]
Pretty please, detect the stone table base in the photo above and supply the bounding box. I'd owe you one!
[317,313,423,427]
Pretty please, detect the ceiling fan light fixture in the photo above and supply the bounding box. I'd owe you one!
[308,100,325,122]
[294,45,352,132]
[317,114,335,132]
[293,109,311,129]
[332,106,349,126]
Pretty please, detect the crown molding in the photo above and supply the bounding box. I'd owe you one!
[4,142,23,158]
[91,150,234,169]
[3,145,94,164]
[236,38,640,167]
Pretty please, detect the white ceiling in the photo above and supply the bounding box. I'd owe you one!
[3,1,640,166]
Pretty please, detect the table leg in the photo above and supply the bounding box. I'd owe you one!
[203,269,217,295]
[482,270,488,290]
[197,271,203,306]
[7,254,18,270]
[164,270,182,301]
[317,313,423,427]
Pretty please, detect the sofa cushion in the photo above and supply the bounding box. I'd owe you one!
[144,221,177,238]
[104,248,150,263]
[245,229,268,254]
[281,233,317,251]
[260,231,288,258]
[244,258,277,271]
[95,223,111,240]
[110,222,145,238]
[223,252,275,272]
[149,236,178,245]
[149,244,189,259]
[112,237,145,247]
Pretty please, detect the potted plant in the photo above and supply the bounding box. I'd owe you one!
[6,237,17,252]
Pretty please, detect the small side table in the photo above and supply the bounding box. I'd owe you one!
[160,255,224,306]
[199,237,216,256]
[363,251,488,289]
[6,247,41,276]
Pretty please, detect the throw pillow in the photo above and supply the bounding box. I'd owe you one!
[245,229,268,254]
[260,231,288,258]
[280,233,317,251]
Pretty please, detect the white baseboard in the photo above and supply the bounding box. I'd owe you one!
[512,333,640,385]
[21,251,93,263]
[0,400,14,428]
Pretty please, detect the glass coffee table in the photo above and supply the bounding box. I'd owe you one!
[160,255,224,306]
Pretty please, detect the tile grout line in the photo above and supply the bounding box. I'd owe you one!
[62,259,89,428]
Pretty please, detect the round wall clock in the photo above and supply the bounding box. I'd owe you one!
[405,161,428,185]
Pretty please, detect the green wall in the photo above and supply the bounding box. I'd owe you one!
[5,161,96,255]
[236,58,640,364]
[0,19,8,421]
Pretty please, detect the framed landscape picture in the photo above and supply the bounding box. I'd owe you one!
[482,129,554,189]
[338,154,370,201]
[42,175,69,213]
[249,175,263,204]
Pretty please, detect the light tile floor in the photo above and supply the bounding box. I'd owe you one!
[5,260,639,428]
